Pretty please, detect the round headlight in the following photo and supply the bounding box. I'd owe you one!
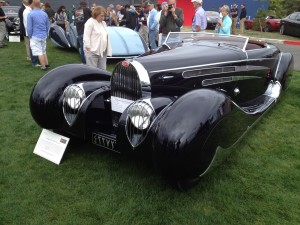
[128,101,154,130]
[64,84,85,110]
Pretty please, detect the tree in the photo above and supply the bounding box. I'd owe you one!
[268,0,286,18]
[285,0,300,15]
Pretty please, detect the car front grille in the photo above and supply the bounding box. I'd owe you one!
[111,62,142,101]
[111,62,143,129]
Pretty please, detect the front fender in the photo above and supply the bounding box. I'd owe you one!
[30,64,111,129]
[151,89,232,179]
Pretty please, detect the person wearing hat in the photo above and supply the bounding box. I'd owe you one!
[147,2,158,49]
[191,0,207,32]
[159,0,184,44]
[0,0,8,48]
[230,3,238,34]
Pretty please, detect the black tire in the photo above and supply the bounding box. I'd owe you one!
[265,24,271,32]
[280,24,285,35]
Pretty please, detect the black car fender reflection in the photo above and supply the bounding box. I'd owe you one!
[150,89,232,179]
[30,64,111,129]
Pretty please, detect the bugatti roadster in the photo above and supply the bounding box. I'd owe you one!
[30,32,293,187]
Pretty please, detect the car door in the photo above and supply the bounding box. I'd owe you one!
[285,13,297,34]
[295,13,300,37]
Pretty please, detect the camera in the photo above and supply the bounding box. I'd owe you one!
[168,4,173,10]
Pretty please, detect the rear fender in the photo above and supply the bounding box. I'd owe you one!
[30,64,111,129]
[273,52,294,89]
[150,89,232,179]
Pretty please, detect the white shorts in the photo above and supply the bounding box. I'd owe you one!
[30,37,47,56]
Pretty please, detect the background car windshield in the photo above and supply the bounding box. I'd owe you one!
[166,32,248,51]
[2,6,20,17]
[206,11,219,17]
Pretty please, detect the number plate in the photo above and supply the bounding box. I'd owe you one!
[92,133,118,152]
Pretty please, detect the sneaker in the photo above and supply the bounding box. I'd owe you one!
[40,67,47,71]
[45,64,50,68]
[33,64,41,67]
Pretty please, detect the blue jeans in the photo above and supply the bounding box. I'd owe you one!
[30,47,39,66]
[77,35,86,64]
[149,29,158,50]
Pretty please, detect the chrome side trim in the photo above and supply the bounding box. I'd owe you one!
[274,52,283,81]
[131,60,151,86]
[202,76,261,86]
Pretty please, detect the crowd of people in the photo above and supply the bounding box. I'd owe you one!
[0,0,247,70]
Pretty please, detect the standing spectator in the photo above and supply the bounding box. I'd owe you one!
[137,6,148,47]
[108,4,116,14]
[124,4,136,30]
[230,3,238,34]
[106,6,118,26]
[83,6,112,70]
[159,0,184,44]
[23,0,39,66]
[91,3,97,11]
[44,1,55,23]
[54,5,67,31]
[216,5,232,35]
[27,0,50,70]
[74,1,91,64]
[18,0,27,51]
[18,0,29,41]
[155,2,165,46]
[5,1,9,6]
[0,0,7,48]
[191,0,207,32]
[147,2,158,49]
[116,4,126,26]
[239,3,247,34]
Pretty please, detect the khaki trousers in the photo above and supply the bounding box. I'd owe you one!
[231,17,237,34]
[240,18,246,34]
[24,36,30,59]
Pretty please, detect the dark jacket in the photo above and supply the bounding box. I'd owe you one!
[125,10,136,30]
[159,7,184,35]
[240,8,247,20]
[18,4,26,37]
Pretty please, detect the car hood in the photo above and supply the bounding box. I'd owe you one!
[134,42,246,75]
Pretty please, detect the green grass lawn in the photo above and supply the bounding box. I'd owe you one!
[0,40,299,225]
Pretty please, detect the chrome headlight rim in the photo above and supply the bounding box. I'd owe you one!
[62,83,86,126]
[127,100,155,130]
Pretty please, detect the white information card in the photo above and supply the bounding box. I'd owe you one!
[33,129,70,165]
[111,96,133,113]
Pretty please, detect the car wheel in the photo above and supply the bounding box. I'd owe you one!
[265,24,271,32]
[280,24,285,35]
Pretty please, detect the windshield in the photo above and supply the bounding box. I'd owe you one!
[2,6,20,17]
[206,11,219,17]
[165,32,249,51]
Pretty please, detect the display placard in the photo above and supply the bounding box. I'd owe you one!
[33,129,70,165]
[9,35,20,42]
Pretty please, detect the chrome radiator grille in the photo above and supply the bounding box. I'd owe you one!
[111,62,142,101]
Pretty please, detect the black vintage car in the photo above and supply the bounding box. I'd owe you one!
[205,11,219,30]
[30,32,293,188]
[280,12,300,37]
[2,6,20,36]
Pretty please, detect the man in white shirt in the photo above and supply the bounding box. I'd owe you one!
[23,0,39,66]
